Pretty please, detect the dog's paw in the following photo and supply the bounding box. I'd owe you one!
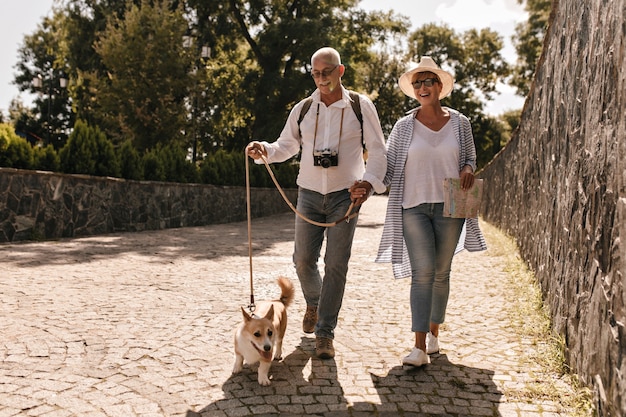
[258,375,271,386]
[273,355,282,361]
[232,362,243,374]
[232,354,244,374]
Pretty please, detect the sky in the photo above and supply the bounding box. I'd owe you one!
[0,0,528,118]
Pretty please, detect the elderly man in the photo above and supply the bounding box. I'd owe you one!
[247,47,387,359]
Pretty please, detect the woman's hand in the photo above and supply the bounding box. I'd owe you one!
[459,165,475,190]
[349,180,373,206]
[246,142,267,160]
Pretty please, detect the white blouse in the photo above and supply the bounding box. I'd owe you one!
[403,119,459,208]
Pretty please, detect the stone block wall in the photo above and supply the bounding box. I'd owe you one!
[0,168,298,243]
[479,0,625,415]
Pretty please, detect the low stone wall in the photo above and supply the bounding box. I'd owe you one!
[0,168,298,243]
[479,0,625,415]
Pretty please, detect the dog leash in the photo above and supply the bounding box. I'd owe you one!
[244,146,359,313]
[254,153,358,227]
[245,151,257,313]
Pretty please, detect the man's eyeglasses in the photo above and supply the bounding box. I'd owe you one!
[411,78,439,89]
[311,65,339,79]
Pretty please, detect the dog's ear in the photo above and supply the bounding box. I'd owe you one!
[241,306,252,322]
[263,304,274,321]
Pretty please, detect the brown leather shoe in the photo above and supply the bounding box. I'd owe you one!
[302,305,317,334]
[315,337,335,359]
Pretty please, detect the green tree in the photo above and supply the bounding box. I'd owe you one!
[193,44,255,155]
[9,0,534,178]
[500,109,523,135]
[62,0,136,125]
[13,10,73,148]
[91,0,192,152]
[510,0,552,96]
[472,114,509,169]
[186,0,409,150]
[354,46,410,136]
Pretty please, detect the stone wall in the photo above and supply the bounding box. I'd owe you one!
[479,0,625,415]
[0,168,298,243]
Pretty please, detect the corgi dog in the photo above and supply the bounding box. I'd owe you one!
[232,276,294,385]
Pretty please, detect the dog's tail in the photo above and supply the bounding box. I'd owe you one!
[276,276,295,308]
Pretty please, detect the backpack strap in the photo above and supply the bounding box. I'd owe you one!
[348,91,364,149]
[297,91,364,149]
[297,97,313,138]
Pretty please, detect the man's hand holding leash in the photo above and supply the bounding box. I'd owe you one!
[349,180,373,207]
[247,142,267,160]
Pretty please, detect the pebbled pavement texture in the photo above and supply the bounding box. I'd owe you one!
[1,195,580,416]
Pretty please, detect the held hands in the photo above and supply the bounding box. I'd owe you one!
[246,141,267,160]
[349,180,373,206]
[459,165,475,190]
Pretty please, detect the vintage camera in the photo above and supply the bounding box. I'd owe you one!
[313,149,339,168]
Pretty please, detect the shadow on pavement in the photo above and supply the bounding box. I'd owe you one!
[189,337,349,416]
[1,212,295,268]
[187,340,503,416]
[363,353,503,416]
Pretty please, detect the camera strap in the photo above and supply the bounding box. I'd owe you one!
[312,104,344,153]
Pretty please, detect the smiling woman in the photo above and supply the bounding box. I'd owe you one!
[376,54,487,366]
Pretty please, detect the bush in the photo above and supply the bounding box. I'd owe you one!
[273,160,299,189]
[1,119,297,188]
[142,148,165,181]
[33,144,60,172]
[200,149,240,186]
[139,144,199,183]
[159,143,199,183]
[118,140,143,180]
[59,119,119,177]
[94,131,120,177]
[0,123,34,169]
[199,149,297,188]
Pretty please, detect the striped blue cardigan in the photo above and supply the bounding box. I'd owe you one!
[375,107,487,279]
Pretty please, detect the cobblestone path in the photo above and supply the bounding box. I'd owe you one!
[1,195,580,416]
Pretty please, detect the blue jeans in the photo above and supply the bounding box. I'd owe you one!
[402,203,465,333]
[293,188,359,339]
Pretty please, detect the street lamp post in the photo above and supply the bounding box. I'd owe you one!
[192,45,211,163]
[32,70,67,146]
[183,35,211,163]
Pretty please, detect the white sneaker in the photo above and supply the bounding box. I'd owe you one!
[402,347,430,367]
[426,333,439,354]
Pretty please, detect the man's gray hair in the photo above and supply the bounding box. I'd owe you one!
[311,47,341,66]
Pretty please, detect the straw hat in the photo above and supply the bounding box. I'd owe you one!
[398,56,454,100]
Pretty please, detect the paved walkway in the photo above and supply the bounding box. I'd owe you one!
[1,195,579,416]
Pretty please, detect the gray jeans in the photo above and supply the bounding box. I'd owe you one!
[293,188,359,339]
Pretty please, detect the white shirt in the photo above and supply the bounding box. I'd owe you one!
[258,86,387,195]
[402,119,459,208]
